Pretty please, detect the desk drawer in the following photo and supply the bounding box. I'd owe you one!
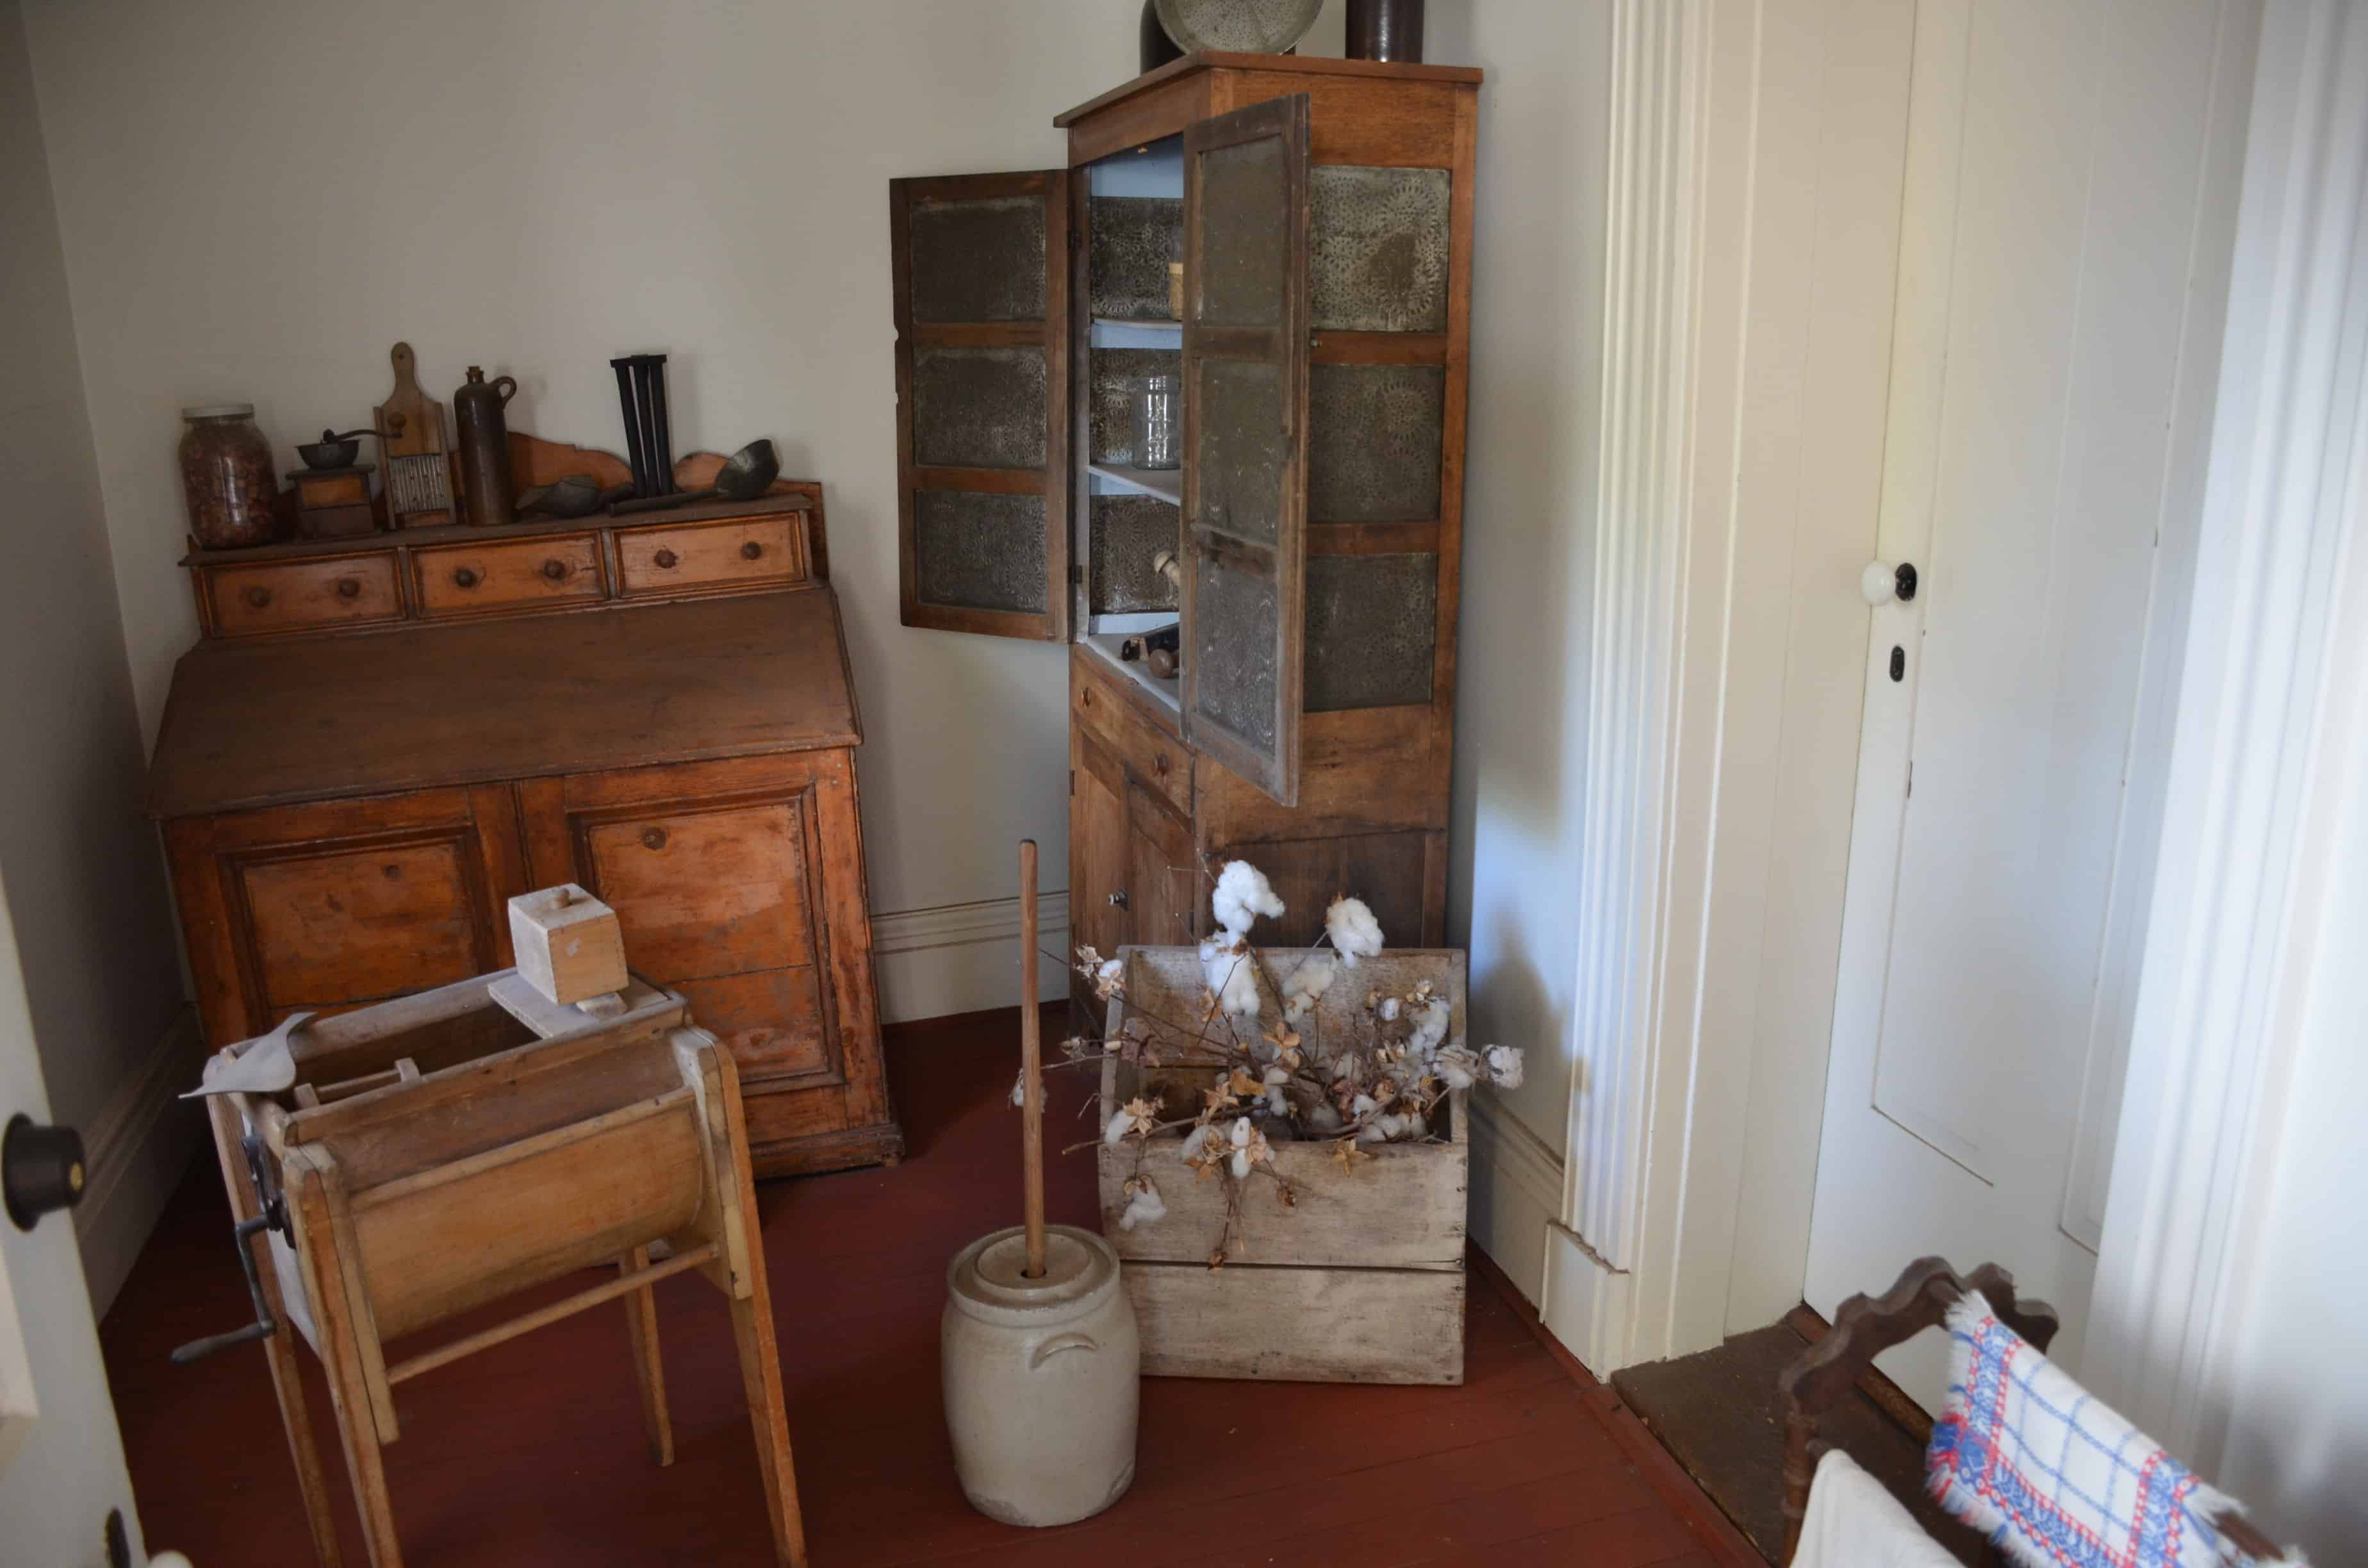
[205,554,404,637]
[616,515,805,598]
[416,534,604,617]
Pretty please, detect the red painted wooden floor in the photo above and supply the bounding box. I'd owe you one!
[100,1006,1757,1566]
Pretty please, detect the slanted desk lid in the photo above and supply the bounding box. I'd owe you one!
[146,591,861,819]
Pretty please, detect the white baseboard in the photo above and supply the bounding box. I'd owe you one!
[1543,1218,1636,1380]
[1466,1091,1565,1311]
[73,1006,207,1316]
[871,890,1071,1026]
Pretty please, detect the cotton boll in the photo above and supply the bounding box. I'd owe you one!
[1118,1185,1167,1230]
[1324,895,1385,965]
[1378,997,1402,1022]
[1432,1047,1479,1091]
[1104,1109,1134,1147]
[1265,1086,1288,1116]
[1402,1110,1428,1140]
[1180,1124,1217,1162]
[1201,938,1263,1018]
[1407,999,1452,1058]
[1484,1045,1527,1090]
[1350,1093,1378,1119]
[1358,1123,1387,1143]
[1211,860,1285,938]
[1262,1066,1290,1086]
[1009,1070,1028,1107]
[1279,954,1337,1024]
[1376,1113,1404,1140]
[1305,1103,1343,1133]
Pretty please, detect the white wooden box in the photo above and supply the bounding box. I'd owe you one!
[1096,946,1470,1385]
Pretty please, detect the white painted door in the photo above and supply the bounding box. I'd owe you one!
[0,870,155,1565]
[1804,0,2251,1409]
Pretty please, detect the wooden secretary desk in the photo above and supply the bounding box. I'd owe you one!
[147,448,899,1178]
[891,53,1480,1016]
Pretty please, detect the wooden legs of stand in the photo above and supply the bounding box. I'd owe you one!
[732,1292,807,1568]
[621,1245,675,1466]
[206,1095,346,1568]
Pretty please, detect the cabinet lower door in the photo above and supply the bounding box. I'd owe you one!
[518,752,896,1176]
[165,785,529,1047]
[1071,730,1132,1021]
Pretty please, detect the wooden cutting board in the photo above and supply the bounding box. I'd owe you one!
[375,341,458,528]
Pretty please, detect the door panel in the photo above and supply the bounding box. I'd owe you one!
[1127,787,1199,947]
[559,771,841,1087]
[891,170,1071,639]
[1181,95,1312,808]
[1071,731,1132,973]
[582,799,814,976]
[241,840,481,1012]
[1805,0,2241,1408]
[176,785,525,1042]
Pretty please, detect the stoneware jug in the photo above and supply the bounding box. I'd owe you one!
[942,1223,1139,1526]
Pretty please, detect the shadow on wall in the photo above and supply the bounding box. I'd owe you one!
[1429,0,1616,1162]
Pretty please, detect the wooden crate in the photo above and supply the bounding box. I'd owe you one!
[1096,946,1469,1385]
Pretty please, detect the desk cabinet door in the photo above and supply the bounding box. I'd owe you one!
[165,785,529,1046]
[518,755,889,1154]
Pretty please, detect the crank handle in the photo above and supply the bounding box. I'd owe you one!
[171,1318,275,1364]
[171,1207,280,1364]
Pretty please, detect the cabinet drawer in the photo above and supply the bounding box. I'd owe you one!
[204,554,403,637]
[415,534,604,617]
[616,515,805,597]
[1074,670,1191,818]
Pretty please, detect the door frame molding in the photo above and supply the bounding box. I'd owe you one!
[1547,0,2258,1376]
[1546,0,1918,1372]
[2085,0,2360,1467]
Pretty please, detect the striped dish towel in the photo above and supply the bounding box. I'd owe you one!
[1926,1296,2301,1568]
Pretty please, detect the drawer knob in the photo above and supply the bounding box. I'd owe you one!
[641,826,669,851]
[741,540,764,561]
[1080,689,1092,707]
[1108,889,1129,909]
[335,577,361,600]
[452,566,480,589]
[541,559,569,582]
[242,585,272,610]
[654,548,679,570]
[1154,753,1170,776]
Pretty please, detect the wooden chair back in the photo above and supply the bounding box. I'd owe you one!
[1776,1256,2281,1566]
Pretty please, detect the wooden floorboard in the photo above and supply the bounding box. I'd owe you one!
[102,1003,1750,1565]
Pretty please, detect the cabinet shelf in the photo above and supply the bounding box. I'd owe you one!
[1089,463,1183,505]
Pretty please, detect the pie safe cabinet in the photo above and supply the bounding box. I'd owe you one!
[891,54,1481,1015]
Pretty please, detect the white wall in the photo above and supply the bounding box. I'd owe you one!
[1429,0,1611,1197]
[0,0,194,1312]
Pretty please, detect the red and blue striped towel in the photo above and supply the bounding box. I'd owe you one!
[1926,1297,2292,1568]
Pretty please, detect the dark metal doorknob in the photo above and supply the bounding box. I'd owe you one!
[3,1115,85,1230]
[1108,890,1129,909]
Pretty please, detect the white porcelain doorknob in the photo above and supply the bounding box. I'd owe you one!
[1861,560,1920,607]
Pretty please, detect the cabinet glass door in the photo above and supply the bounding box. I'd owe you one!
[1180,94,1312,808]
[889,170,1072,640]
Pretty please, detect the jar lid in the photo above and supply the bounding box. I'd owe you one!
[946,1225,1121,1326]
[181,403,255,421]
